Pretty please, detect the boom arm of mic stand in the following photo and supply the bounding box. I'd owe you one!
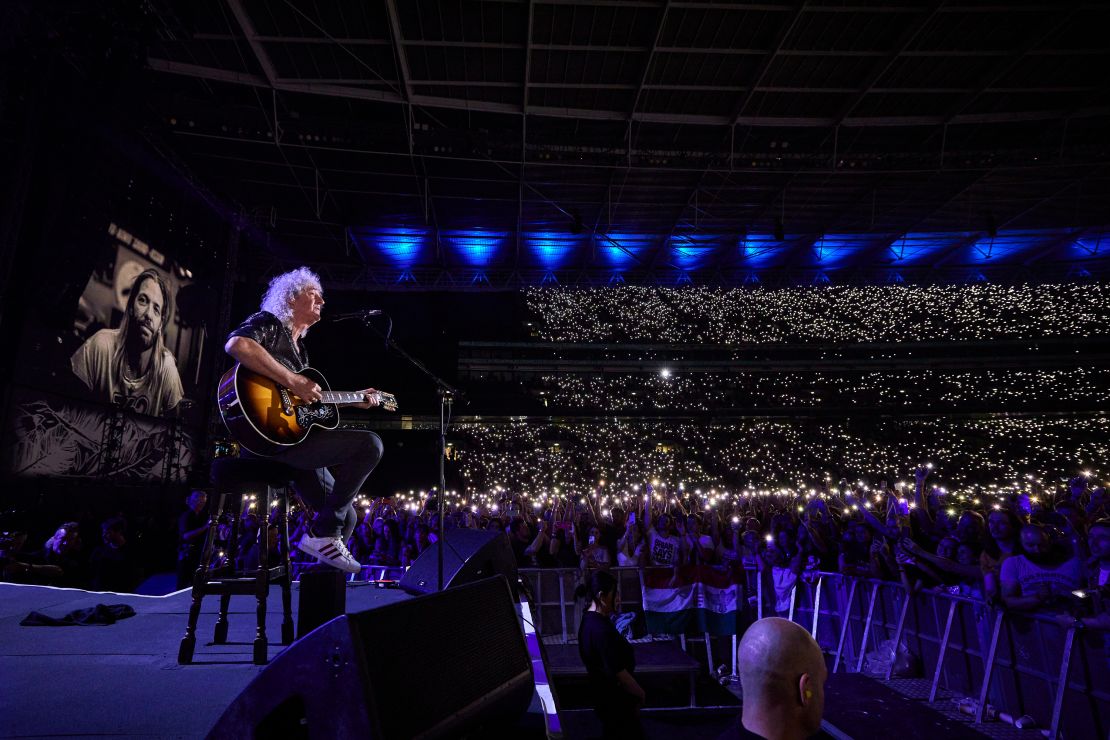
[354,316,464,591]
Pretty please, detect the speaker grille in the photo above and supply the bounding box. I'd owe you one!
[350,577,533,739]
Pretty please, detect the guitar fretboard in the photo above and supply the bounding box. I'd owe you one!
[320,391,367,405]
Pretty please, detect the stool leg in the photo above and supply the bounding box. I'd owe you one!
[253,486,273,665]
[214,594,231,644]
[178,493,225,664]
[178,587,203,664]
[280,487,295,645]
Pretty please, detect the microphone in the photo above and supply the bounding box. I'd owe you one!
[328,308,382,321]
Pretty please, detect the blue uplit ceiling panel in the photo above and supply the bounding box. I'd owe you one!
[668,234,720,270]
[441,230,509,267]
[524,232,585,269]
[805,233,884,267]
[1068,229,1108,261]
[951,229,1061,265]
[738,234,791,267]
[350,227,433,268]
[595,233,658,268]
[887,232,970,264]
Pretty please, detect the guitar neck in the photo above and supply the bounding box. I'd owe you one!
[319,391,367,406]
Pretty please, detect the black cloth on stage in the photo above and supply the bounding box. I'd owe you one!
[21,603,136,626]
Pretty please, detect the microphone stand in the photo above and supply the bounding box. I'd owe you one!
[354,316,461,592]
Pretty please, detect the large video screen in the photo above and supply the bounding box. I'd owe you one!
[4,222,207,481]
[69,223,205,416]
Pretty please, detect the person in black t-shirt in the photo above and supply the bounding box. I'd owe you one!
[577,570,645,739]
[224,267,385,575]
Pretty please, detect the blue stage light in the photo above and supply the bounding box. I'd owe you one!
[442,230,508,266]
[350,226,430,268]
[740,234,788,267]
[668,234,718,270]
[808,234,878,267]
[596,233,655,267]
[525,232,583,269]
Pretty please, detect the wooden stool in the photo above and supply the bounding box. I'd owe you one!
[177,457,296,665]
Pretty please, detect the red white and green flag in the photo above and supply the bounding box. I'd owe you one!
[642,565,740,635]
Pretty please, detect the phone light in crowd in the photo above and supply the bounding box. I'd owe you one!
[731,516,740,524]
[660,368,671,378]
[992,503,1002,510]
[602,509,610,518]
[926,463,934,470]
[470,505,478,513]
[764,534,774,543]
[850,504,859,511]
[1073,590,1088,599]
[491,504,498,511]
[797,506,805,512]
[946,508,956,516]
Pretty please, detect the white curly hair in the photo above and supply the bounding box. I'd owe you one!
[260,267,322,329]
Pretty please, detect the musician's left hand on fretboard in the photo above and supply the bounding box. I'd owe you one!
[351,388,381,409]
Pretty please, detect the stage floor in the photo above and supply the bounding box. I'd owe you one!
[0,581,411,738]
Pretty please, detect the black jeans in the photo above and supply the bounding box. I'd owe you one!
[269,428,384,540]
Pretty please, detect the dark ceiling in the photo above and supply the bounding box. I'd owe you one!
[58,1,1110,285]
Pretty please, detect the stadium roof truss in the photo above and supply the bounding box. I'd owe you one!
[140,0,1110,287]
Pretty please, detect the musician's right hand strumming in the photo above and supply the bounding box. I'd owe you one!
[288,373,323,404]
[225,335,322,403]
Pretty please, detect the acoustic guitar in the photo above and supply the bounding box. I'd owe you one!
[218,364,398,456]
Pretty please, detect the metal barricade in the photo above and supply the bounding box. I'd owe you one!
[781,573,1110,739]
[517,566,1110,737]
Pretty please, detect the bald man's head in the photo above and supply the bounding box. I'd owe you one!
[738,618,827,737]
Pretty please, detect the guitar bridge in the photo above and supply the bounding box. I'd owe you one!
[278,386,293,415]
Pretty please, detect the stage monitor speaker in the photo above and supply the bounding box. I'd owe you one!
[399,527,518,597]
[208,576,533,740]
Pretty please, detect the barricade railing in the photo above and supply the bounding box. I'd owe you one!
[520,565,1110,738]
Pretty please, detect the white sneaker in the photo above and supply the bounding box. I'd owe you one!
[297,535,361,574]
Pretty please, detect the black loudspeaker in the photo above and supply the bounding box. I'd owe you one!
[399,527,518,597]
[209,576,533,740]
[296,568,346,638]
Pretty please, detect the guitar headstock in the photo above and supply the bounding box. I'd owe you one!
[372,390,399,411]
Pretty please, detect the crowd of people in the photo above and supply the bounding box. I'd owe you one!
[524,283,1110,344]
[370,465,1109,627]
[450,414,1107,502]
[5,460,1107,632]
[537,367,1110,412]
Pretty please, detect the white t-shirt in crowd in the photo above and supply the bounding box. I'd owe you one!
[648,530,682,566]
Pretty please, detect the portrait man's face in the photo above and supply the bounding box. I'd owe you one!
[130,276,166,348]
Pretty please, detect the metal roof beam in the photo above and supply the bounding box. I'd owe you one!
[729,2,809,126]
[384,0,415,103]
[832,2,946,126]
[147,59,1110,127]
[226,0,279,85]
[939,7,1082,126]
[627,1,671,123]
